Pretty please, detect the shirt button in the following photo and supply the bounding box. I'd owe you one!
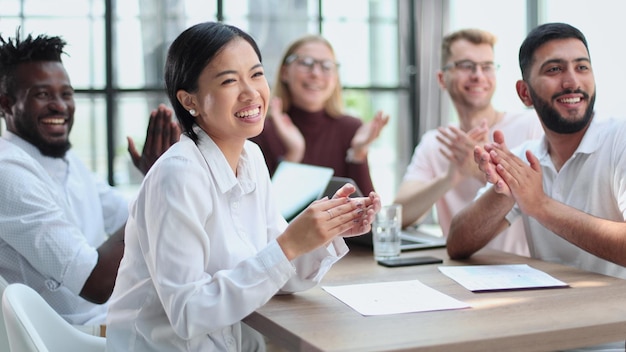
[45,279,61,291]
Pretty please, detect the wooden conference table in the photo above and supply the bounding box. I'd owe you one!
[244,246,626,352]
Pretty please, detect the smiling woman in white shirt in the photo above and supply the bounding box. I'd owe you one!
[105,21,381,352]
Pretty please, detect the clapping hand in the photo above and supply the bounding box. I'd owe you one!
[437,120,489,185]
[127,104,181,175]
[331,183,381,237]
[477,130,544,214]
[349,110,390,163]
[269,97,305,162]
[278,183,381,260]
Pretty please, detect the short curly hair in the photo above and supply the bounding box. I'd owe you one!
[0,29,67,98]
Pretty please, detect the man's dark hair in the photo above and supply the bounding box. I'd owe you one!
[0,29,67,97]
[519,22,589,80]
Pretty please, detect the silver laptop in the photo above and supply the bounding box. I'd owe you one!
[397,224,446,251]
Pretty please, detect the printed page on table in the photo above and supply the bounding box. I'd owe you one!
[322,279,469,316]
[438,264,569,292]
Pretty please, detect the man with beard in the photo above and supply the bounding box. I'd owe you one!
[0,31,179,328]
[394,28,542,256]
[449,25,626,351]
[448,22,626,309]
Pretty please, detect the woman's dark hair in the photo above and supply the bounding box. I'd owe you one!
[519,22,589,81]
[164,21,262,143]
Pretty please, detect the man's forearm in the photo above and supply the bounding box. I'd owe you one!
[531,199,626,267]
[80,225,125,304]
[447,188,514,259]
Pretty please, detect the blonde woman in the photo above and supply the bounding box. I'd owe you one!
[251,35,388,195]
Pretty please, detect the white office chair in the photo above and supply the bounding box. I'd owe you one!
[2,283,106,352]
[0,275,10,351]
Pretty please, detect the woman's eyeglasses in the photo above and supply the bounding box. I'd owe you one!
[285,54,339,75]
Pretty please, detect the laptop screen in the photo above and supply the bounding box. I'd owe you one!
[321,176,364,199]
[271,161,334,221]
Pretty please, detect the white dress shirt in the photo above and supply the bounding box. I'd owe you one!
[106,127,348,352]
[502,115,626,280]
[0,132,128,325]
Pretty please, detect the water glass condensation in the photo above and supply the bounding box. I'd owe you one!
[373,204,402,261]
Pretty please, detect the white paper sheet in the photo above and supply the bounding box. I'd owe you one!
[438,264,569,292]
[322,279,469,316]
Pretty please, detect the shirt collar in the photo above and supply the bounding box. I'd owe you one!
[1,131,70,182]
[535,115,601,165]
[192,126,256,195]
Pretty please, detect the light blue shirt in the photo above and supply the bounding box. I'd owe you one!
[0,131,128,325]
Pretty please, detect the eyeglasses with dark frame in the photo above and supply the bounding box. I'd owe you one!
[285,54,339,75]
[443,60,500,75]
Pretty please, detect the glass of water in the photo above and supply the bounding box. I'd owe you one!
[373,204,402,261]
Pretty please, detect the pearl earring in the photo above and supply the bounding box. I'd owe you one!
[189,109,196,116]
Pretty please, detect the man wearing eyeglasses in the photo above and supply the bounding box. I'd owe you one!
[394,28,543,256]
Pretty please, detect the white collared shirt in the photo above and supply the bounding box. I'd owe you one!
[502,115,626,279]
[106,128,348,352]
[0,132,128,325]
